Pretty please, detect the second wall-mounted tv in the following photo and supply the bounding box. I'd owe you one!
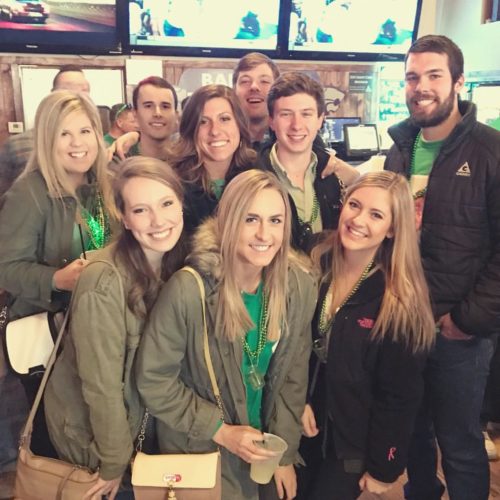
[0,0,122,54]
[127,0,283,57]
[287,0,422,61]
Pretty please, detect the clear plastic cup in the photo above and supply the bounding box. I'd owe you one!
[250,433,288,484]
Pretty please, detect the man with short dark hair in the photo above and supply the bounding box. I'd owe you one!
[260,72,343,251]
[128,76,179,159]
[385,35,500,500]
[0,65,90,197]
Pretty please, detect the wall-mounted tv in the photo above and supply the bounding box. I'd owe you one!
[0,0,122,54]
[126,0,283,57]
[287,0,422,61]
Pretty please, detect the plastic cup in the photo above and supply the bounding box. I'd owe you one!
[250,433,288,484]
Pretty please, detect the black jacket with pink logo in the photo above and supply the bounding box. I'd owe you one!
[309,269,426,483]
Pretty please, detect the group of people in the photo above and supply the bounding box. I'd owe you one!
[0,33,499,500]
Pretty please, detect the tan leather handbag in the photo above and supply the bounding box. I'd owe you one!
[132,267,224,500]
[12,310,100,500]
[132,449,221,500]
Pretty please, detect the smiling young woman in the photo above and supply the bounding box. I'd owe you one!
[0,90,113,457]
[136,169,317,500]
[297,171,435,500]
[44,156,187,500]
[169,84,257,236]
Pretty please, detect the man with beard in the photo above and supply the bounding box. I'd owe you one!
[385,35,500,500]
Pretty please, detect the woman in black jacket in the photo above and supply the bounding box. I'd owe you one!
[299,171,435,499]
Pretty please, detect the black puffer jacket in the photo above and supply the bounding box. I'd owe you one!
[259,143,342,252]
[385,101,500,337]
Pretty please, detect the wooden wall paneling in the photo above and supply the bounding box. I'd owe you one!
[0,60,16,146]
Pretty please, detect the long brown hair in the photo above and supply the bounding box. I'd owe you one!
[312,171,435,353]
[170,84,256,191]
[111,156,186,317]
[215,169,292,342]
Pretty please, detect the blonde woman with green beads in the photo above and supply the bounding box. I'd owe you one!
[137,169,317,500]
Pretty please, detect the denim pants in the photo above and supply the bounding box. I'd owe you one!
[405,333,494,500]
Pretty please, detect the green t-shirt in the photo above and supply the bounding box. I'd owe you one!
[103,133,116,146]
[210,179,226,201]
[410,133,443,199]
[241,283,276,430]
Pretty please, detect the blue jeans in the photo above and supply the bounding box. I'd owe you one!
[405,333,494,500]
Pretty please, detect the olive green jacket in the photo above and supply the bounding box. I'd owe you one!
[136,218,317,499]
[0,170,98,319]
[44,246,145,480]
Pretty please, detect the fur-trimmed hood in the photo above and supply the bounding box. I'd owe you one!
[186,216,316,284]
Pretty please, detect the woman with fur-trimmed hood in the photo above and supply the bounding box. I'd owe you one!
[136,169,317,499]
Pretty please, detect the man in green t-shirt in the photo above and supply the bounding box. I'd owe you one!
[385,35,500,500]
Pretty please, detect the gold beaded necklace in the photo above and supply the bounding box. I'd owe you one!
[318,259,374,336]
[242,292,269,360]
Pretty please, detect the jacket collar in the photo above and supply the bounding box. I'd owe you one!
[388,100,477,155]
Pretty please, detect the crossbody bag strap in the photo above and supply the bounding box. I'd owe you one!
[20,308,70,444]
[181,266,225,423]
[136,266,225,451]
[21,258,126,444]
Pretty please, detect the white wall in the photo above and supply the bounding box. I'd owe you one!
[418,0,438,36]
[434,0,500,74]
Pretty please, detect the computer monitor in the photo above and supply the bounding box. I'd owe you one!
[344,124,380,159]
[321,116,361,144]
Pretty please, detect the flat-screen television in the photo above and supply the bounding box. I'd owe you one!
[344,124,380,159]
[0,0,122,54]
[127,0,283,57]
[287,0,422,61]
[321,116,361,143]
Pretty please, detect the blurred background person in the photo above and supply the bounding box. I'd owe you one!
[104,103,139,146]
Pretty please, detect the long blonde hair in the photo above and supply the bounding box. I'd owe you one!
[215,169,292,342]
[25,90,110,203]
[313,171,435,353]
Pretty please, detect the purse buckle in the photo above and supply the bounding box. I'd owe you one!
[163,473,181,483]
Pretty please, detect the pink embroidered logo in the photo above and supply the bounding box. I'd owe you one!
[388,447,396,461]
[357,317,374,329]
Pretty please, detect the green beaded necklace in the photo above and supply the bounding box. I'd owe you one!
[298,190,320,227]
[79,192,110,250]
[318,259,374,336]
[242,291,269,361]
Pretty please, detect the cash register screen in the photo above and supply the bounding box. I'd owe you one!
[344,124,380,159]
[322,116,361,143]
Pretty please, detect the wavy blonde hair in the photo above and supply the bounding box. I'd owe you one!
[25,90,110,204]
[312,171,435,353]
[215,169,292,342]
